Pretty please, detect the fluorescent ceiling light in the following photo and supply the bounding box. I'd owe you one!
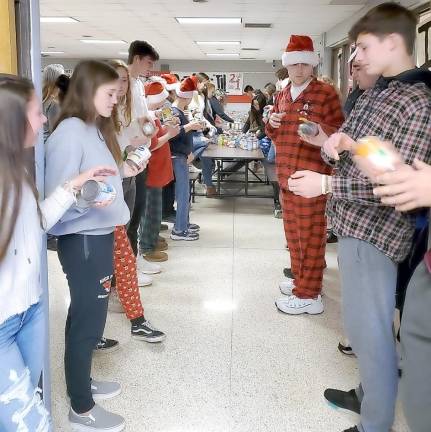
[119,51,129,56]
[196,41,240,45]
[80,39,127,44]
[41,51,65,55]
[176,17,241,25]
[206,53,240,57]
[41,17,78,23]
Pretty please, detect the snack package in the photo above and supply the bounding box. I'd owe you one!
[353,136,399,172]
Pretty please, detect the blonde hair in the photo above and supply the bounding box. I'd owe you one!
[107,59,132,132]
[42,64,64,103]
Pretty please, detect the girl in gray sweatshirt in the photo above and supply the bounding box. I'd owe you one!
[44,60,143,432]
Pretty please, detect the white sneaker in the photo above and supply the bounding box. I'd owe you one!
[275,294,324,315]
[279,278,295,296]
[138,272,153,287]
[136,254,162,275]
[188,164,201,173]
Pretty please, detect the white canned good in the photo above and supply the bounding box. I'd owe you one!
[126,146,152,169]
[80,180,116,204]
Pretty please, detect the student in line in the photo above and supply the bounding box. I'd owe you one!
[125,41,165,273]
[290,5,431,431]
[170,77,204,241]
[0,74,116,431]
[210,89,234,125]
[139,80,180,259]
[105,59,166,345]
[45,60,145,431]
[373,159,431,432]
[266,35,344,315]
[42,64,65,142]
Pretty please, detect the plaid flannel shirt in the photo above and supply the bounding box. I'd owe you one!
[322,78,431,262]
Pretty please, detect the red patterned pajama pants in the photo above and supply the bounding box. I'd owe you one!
[113,225,144,320]
[280,189,327,299]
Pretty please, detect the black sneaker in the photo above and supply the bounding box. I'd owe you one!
[343,427,359,432]
[94,337,120,354]
[47,235,58,251]
[324,388,361,414]
[283,268,295,279]
[338,342,355,356]
[170,230,199,241]
[131,320,166,343]
[327,231,338,244]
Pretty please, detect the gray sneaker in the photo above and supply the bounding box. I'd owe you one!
[69,404,125,431]
[91,380,121,401]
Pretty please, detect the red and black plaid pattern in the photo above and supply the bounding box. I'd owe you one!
[266,79,345,188]
[323,79,431,263]
[266,79,344,297]
[281,190,328,298]
[114,226,144,320]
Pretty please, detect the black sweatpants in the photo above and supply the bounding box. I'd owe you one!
[57,233,114,413]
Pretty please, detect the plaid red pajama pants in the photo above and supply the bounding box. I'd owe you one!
[113,226,144,320]
[280,188,327,299]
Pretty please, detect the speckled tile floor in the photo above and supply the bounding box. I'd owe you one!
[47,194,409,432]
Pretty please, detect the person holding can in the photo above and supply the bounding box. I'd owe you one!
[45,60,145,432]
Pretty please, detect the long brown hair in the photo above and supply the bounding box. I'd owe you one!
[54,60,122,164]
[0,75,41,262]
[108,59,132,133]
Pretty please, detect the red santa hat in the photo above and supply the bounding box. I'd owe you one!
[144,81,169,105]
[161,73,179,91]
[176,76,197,99]
[282,35,319,67]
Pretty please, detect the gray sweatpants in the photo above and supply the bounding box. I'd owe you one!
[338,237,398,432]
[401,260,431,432]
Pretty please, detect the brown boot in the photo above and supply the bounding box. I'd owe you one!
[158,235,168,244]
[206,186,217,198]
[155,241,168,252]
[143,251,168,262]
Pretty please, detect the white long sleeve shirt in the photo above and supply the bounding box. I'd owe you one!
[0,184,74,325]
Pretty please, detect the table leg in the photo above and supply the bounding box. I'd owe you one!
[245,161,249,196]
[217,160,221,194]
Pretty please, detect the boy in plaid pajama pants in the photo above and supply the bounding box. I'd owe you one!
[266,35,344,315]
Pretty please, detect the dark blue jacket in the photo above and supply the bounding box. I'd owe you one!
[169,107,193,157]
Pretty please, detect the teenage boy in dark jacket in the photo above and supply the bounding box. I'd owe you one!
[290,4,431,431]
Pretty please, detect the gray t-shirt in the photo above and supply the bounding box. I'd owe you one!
[45,117,130,235]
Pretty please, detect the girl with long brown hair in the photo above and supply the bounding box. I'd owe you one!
[45,60,145,431]
[103,59,166,344]
[0,74,115,431]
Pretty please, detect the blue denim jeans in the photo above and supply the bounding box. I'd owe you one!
[201,157,215,187]
[192,132,208,159]
[267,142,276,163]
[172,156,190,232]
[0,301,51,431]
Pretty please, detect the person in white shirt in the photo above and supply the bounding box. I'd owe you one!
[0,75,116,431]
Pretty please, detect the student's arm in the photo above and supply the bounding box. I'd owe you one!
[242,116,250,134]
[331,104,431,205]
[45,124,91,220]
[152,125,181,151]
[265,93,282,141]
[210,98,234,123]
[319,87,345,136]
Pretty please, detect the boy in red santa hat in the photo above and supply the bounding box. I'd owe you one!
[266,35,344,315]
